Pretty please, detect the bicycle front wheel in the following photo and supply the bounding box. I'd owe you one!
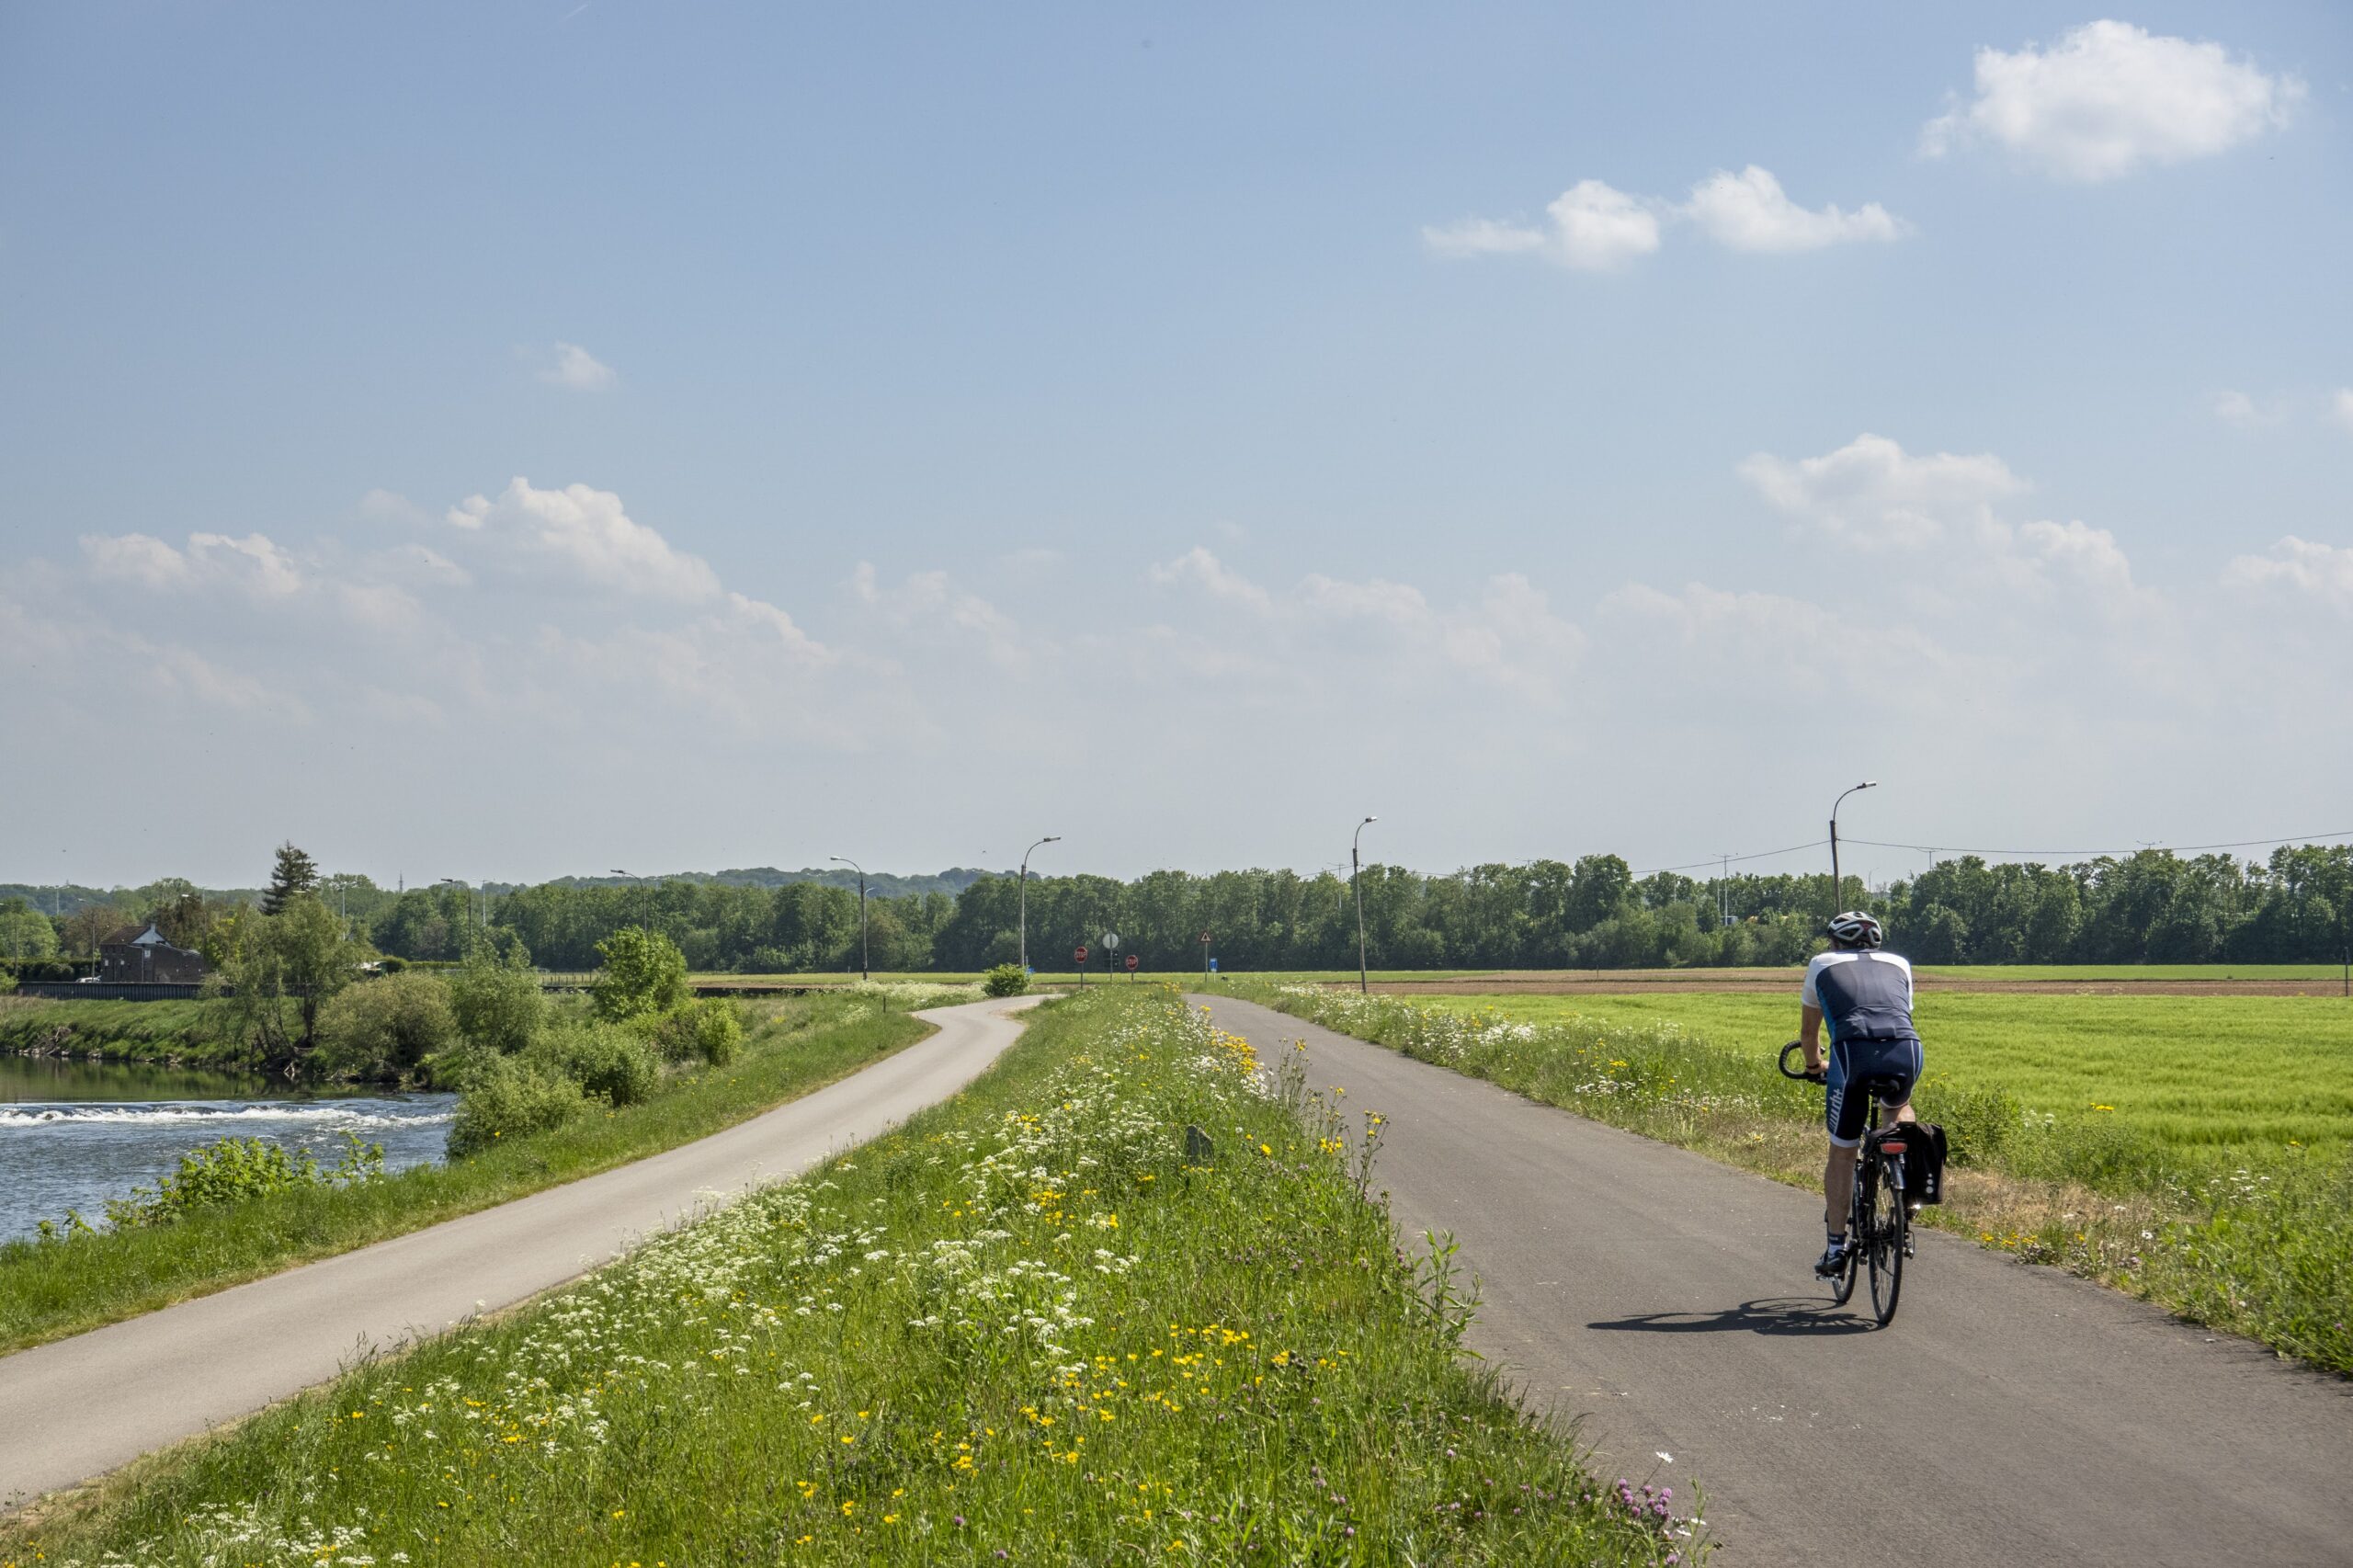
[1868,1161,1906,1325]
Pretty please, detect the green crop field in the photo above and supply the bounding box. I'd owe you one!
[1422,992,2353,1158]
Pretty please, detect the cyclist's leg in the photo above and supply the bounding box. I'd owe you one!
[1823,1040,1863,1235]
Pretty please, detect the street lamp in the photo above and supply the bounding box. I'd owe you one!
[1017,836,1060,971]
[610,869,647,930]
[437,878,476,954]
[830,856,869,981]
[1828,781,1877,919]
[1353,816,1378,994]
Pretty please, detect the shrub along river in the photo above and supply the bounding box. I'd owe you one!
[0,1056,455,1241]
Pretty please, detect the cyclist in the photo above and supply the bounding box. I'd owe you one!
[1798,910,1922,1278]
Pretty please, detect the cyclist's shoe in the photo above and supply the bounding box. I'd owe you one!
[1813,1239,1850,1278]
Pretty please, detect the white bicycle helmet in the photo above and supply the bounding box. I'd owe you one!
[1827,910,1884,949]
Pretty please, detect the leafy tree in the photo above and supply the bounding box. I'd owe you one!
[216,892,369,1073]
[0,898,60,962]
[313,971,459,1082]
[261,842,320,916]
[450,949,547,1054]
[589,926,690,1022]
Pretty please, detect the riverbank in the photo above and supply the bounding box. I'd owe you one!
[0,999,261,1074]
[0,992,933,1357]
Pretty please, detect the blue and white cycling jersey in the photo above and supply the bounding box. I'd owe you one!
[1803,949,1923,1147]
[1802,949,1920,1047]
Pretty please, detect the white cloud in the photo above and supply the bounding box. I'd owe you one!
[447,478,719,602]
[2212,389,2285,428]
[1682,166,1906,253]
[1150,545,1271,611]
[1922,20,2302,181]
[1431,167,1902,268]
[1737,433,2025,548]
[540,342,618,391]
[1425,179,1661,271]
[2332,390,2353,433]
[1152,549,1584,704]
[1984,517,2149,613]
[82,530,304,597]
[2224,537,2353,614]
[853,562,1034,671]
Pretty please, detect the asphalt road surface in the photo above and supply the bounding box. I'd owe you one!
[1194,994,2353,1568]
[0,995,1039,1506]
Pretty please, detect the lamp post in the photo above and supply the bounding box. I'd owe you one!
[1352,816,1378,994]
[610,869,647,930]
[1017,835,1060,971]
[830,856,869,981]
[437,878,472,955]
[1828,781,1877,919]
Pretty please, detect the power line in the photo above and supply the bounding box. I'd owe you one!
[1631,828,2353,883]
[1846,830,2353,860]
[1635,840,1828,878]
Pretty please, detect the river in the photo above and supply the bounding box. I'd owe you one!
[0,1056,456,1242]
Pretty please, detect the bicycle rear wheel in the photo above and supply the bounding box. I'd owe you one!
[1868,1159,1905,1325]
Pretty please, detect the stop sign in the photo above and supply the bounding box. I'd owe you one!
[1124,953,1140,971]
[1074,945,1089,964]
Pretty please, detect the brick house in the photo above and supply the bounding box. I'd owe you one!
[98,923,210,984]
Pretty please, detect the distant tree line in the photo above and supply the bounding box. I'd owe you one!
[6,843,2348,977]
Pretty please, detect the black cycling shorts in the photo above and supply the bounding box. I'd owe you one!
[1825,1034,1922,1148]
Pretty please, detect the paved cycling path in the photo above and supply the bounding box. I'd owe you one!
[0,995,1041,1507]
[1194,995,2353,1568]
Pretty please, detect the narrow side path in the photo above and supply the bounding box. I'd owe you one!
[0,996,1040,1506]
[1195,995,2353,1568]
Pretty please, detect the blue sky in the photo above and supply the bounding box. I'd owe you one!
[3,5,2348,891]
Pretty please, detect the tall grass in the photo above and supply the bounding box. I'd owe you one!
[1232,983,2352,1377]
[6,988,1707,1566]
[0,993,937,1356]
[0,997,252,1069]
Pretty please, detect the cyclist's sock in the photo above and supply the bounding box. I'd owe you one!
[1825,1229,1847,1251]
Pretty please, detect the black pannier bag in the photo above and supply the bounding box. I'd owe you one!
[1874,1121,1948,1206]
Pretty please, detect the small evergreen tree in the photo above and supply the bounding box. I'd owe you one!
[261,842,320,916]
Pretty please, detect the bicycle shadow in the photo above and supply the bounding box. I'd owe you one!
[1585,1297,1878,1337]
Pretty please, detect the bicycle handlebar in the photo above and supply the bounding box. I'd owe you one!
[1779,1040,1826,1084]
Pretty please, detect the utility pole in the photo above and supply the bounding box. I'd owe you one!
[1017,835,1060,971]
[1719,853,1732,928]
[830,856,869,980]
[1353,816,1378,994]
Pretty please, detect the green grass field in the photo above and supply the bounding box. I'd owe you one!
[1423,993,2353,1159]
[0,994,937,1357]
[5,989,1701,1566]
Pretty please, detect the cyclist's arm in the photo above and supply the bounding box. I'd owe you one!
[1800,1005,1824,1071]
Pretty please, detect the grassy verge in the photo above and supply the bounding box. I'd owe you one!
[6,987,1707,1566]
[0,992,943,1357]
[0,998,256,1071]
[1223,983,2352,1377]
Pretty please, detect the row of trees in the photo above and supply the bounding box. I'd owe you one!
[8,843,2349,978]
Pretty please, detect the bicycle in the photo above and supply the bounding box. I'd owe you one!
[1780,1040,1914,1326]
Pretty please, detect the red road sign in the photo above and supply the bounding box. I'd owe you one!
[1124,953,1140,971]
[1074,946,1089,964]
[1199,930,1211,943]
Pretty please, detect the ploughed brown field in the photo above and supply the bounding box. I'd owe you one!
[1348,969,2351,997]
